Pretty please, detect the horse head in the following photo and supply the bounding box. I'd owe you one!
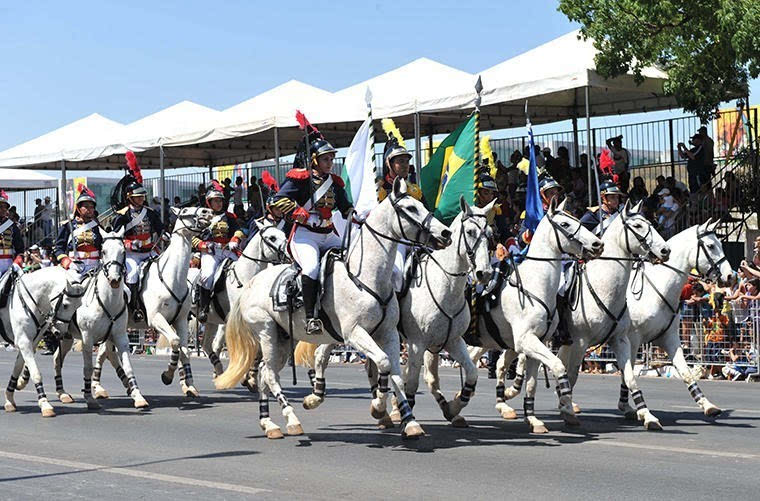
[458,196,493,284]
[171,206,214,238]
[546,197,604,260]
[619,199,670,263]
[694,218,734,286]
[385,177,452,250]
[101,227,126,289]
[248,219,290,264]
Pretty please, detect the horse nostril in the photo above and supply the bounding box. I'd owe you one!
[592,241,602,249]
[440,229,452,240]
[661,247,671,256]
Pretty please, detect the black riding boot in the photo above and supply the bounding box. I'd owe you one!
[198,287,212,323]
[301,276,322,335]
[129,283,144,322]
[487,349,500,379]
[551,294,573,348]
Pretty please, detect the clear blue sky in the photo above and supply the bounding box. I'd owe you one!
[1,1,757,153]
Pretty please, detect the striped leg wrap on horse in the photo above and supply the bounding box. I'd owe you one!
[397,398,414,424]
[92,366,102,383]
[177,366,185,380]
[273,392,288,409]
[126,376,138,395]
[459,382,476,403]
[523,396,535,417]
[259,396,270,419]
[35,382,47,400]
[369,384,379,399]
[169,349,180,369]
[511,373,524,393]
[82,377,92,397]
[55,375,64,393]
[208,351,221,368]
[307,369,316,388]
[555,374,572,398]
[619,384,629,404]
[7,375,18,393]
[687,382,705,403]
[378,372,390,394]
[115,366,129,386]
[313,377,326,398]
[404,393,416,409]
[21,367,29,382]
[434,392,447,409]
[182,364,193,383]
[631,389,646,411]
[496,382,505,402]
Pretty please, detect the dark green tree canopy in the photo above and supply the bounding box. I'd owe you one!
[559,0,760,120]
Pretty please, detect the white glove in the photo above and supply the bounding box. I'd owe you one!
[228,240,239,251]
[131,239,143,250]
[12,263,24,275]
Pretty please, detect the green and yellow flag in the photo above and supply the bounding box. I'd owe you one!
[419,114,477,225]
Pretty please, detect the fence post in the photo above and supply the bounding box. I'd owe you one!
[668,118,675,179]
[572,116,580,167]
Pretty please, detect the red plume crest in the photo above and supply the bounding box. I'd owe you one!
[125,151,143,183]
[295,110,322,137]
[261,171,279,192]
[599,148,619,184]
[211,179,224,192]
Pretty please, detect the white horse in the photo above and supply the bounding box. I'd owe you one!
[295,198,496,428]
[84,207,212,399]
[428,199,605,432]
[215,178,452,439]
[48,228,150,410]
[622,219,733,419]
[2,266,86,417]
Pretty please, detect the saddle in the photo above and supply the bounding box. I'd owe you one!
[0,270,17,344]
[397,248,424,299]
[462,261,515,350]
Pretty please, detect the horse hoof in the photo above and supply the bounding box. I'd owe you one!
[704,406,722,418]
[644,420,663,431]
[497,405,518,420]
[183,386,200,399]
[134,397,150,409]
[87,401,102,411]
[59,393,75,404]
[302,394,323,410]
[531,424,549,434]
[402,422,425,439]
[4,402,16,413]
[287,424,304,436]
[450,415,468,428]
[624,411,638,421]
[572,403,582,414]
[266,428,284,440]
[370,403,387,420]
[389,409,402,424]
[562,413,581,427]
[93,387,109,399]
[377,415,395,429]
[41,407,56,418]
[161,372,173,385]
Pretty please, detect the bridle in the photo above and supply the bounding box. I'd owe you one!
[458,211,489,271]
[695,229,728,280]
[100,235,126,282]
[239,224,288,266]
[619,210,654,258]
[362,192,439,249]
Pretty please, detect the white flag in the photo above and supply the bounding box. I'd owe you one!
[334,116,376,238]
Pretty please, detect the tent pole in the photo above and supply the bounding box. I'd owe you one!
[59,160,68,219]
[414,111,422,177]
[274,127,281,177]
[160,146,166,225]
[572,117,580,168]
[23,189,28,247]
[585,86,593,206]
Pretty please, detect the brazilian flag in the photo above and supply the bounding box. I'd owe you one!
[419,115,476,225]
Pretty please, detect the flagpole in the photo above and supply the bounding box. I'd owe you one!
[473,76,483,205]
[365,87,376,197]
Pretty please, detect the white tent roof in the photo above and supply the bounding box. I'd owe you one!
[223,80,333,125]
[0,168,59,189]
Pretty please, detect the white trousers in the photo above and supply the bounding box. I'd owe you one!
[125,251,152,285]
[200,249,237,289]
[392,244,409,292]
[0,258,11,275]
[290,227,342,280]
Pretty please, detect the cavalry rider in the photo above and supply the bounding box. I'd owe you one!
[194,181,245,322]
[0,190,24,275]
[475,172,512,260]
[248,193,288,240]
[271,135,353,335]
[378,120,423,291]
[55,187,102,275]
[517,175,562,249]
[112,157,164,322]
[579,179,623,235]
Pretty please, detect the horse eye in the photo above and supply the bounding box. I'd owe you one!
[560,222,570,228]
[707,244,715,250]
[409,207,418,213]
[467,230,476,237]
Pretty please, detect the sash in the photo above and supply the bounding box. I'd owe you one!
[125,208,147,232]
[304,175,333,212]
[71,219,98,240]
[0,219,12,234]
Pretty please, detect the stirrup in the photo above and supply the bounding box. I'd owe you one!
[305,318,323,336]
[132,309,145,322]
[198,308,209,323]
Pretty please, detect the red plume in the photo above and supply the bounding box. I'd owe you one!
[77,182,85,193]
[261,171,279,192]
[295,110,322,137]
[0,190,7,199]
[125,151,143,183]
[211,179,224,192]
[599,148,619,183]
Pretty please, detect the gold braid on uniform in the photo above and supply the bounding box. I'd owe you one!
[271,197,297,217]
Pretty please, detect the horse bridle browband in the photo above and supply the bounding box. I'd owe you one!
[695,230,727,280]
[620,210,654,258]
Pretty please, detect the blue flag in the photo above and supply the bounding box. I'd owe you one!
[524,119,544,232]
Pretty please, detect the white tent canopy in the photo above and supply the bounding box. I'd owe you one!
[0,168,58,189]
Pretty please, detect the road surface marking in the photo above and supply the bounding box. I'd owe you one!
[591,440,760,460]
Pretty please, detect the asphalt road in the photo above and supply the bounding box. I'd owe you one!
[0,350,758,500]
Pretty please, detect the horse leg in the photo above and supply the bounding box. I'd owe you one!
[150,312,181,385]
[15,365,30,391]
[517,333,579,426]
[4,353,26,412]
[522,358,548,433]
[91,342,110,399]
[176,320,199,398]
[54,336,75,404]
[16,336,55,417]
[203,322,224,377]
[442,338,477,428]
[80,337,101,411]
[112,332,149,409]
[557,340,587,414]
[609,336,661,430]
[497,350,519,419]
[302,343,334,410]
[616,337,639,420]
[107,342,132,396]
[242,350,261,394]
[210,324,226,376]
[256,367,282,440]
[658,330,721,417]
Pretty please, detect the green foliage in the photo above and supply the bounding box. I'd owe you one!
[558,0,760,120]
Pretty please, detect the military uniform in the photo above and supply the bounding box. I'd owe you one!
[194,204,244,289]
[579,180,623,235]
[55,215,102,275]
[0,190,24,274]
[112,204,164,284]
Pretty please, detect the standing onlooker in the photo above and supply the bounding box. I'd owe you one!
[628,176,648,204]
[698,126,715,178]
[222,178,233,207]
[679,134,706,193]
[233,176,245,219]
[257,178,270,202]
[33,198,44,242]
[41,196,53,239]
[605,135,630,193]
[197,183,207,207]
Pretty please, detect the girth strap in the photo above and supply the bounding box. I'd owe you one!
[580,265,628,349]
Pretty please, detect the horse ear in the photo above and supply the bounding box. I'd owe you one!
[115,226,126,239]
[631,200,644,214]
[623,198,633,216]
[171,207,180,216]
[482,199,497,215]
[459,195,472,218]
[556,197,567,213]
[548,195,558,214]
[393,177,408,198]
[253,219,265,232]
[708,219,720,233]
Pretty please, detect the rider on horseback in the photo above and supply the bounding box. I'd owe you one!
[112,152,164,322]
[517,175,562,249]
[194,181,245,323]
[0,190,24,276]
[55,186,102,275]
[271,131,353,336]
[579,178,623,235]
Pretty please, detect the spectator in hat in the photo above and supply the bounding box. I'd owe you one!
[679,134,706,193]
[656,188,680,237]
[605,135,631,193]
[698,125,715,178]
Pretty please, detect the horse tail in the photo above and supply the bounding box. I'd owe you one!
[214,296,257,390]
[294,341,318,368]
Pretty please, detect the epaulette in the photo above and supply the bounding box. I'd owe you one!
[226,211,237,219]
[116,207,129,215]
[377,187,388,202]
[329,173,345,188]
[285,168,310,180]
[407,182,422,201]
[587,206,600,212]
